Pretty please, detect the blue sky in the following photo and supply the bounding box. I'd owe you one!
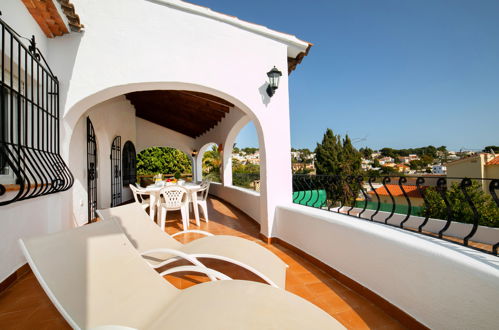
[196,0,499,152]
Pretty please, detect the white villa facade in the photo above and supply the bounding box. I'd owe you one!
[1,1,498,329]
[1,0,310,275]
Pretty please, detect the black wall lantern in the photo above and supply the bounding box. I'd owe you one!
[266,66,282,97]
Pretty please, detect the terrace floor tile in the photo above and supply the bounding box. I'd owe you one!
[0,196,407,329]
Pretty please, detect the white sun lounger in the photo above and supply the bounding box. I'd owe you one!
[97,203,287,288]
[19,220,344,329]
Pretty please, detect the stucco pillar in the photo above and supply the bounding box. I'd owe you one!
[256,89,293,238]
[191,155,198,181]
[222,149,233,186]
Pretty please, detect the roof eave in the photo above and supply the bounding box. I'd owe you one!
[153,0,312,73]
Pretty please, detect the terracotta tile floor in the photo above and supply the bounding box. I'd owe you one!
[0,196,406,329]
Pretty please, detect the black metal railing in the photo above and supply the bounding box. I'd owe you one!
[292,174,499,255]
[0,14,73,205]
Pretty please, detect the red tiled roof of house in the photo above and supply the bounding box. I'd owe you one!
[368,184,425,198]
[485,156,499,166]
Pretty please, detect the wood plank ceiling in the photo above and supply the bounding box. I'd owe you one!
[126,90,233,138]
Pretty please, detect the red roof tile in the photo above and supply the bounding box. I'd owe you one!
[368,184,425,198]
[485,156,499,166]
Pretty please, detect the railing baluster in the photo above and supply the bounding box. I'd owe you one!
[489,179,499,208]
[369,176,380,221]
[460,178,479,246]
[437,177,452,239]
[490,179,499,256]
[399,177,411,228]
[416,177,430,233]
[357,175,368,218]
[382,176,396,224]
[326,176,334,211]
[346,176,356,215]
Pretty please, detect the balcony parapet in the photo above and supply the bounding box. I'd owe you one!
[274,203,499,329]
[292,174,499,255]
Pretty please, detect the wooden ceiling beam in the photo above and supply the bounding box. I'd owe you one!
[136,112,201,138]
[132,98,223,123]
[165,92,231,113]
[126,90,231,137]
[127,91,230,114]
[178,91,234,107]
[137,105,223,133]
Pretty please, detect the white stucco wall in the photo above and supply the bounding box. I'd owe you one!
[274,205,499,329]
[2,0,48,55]
[0,192,73,283]
[0,0,305,283]
[0,0,66,284]
[209,183,261,224]
[47,0,297,237]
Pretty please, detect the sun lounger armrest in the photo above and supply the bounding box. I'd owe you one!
[170,230,214,237]
[188,253,280,288]
[158,265,232,281]
[141,248,216,280]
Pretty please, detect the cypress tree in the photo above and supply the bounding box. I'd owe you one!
[314,129,362,206]
[314,129,361,177]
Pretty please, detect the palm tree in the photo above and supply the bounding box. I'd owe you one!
[202,145,221,182]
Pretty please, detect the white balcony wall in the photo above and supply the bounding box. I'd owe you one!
[209,183,261,224]
[274,205,499,329]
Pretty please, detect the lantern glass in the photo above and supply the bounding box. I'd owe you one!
[267,66,282,89]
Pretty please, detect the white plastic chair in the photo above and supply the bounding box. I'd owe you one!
[159,185,189,231]
[193,180,210,222]
[129,184,151,211]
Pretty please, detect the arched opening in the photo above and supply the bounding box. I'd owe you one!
[122,141,136,187]
[136,146,193,187]
[110,136,122,207]
[65,83,274,232]
[199,143,221,183]
[231,122,261,191]
[86,118,98,222]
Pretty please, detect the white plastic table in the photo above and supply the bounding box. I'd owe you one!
[144,182,202,226]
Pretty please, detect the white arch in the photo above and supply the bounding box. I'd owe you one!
[195,142,218,182]
[221,116,252,186]
[63,82,263,140]
[61,81,286,236]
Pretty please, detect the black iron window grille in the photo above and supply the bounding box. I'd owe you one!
[0,15,73,205]
[122,140,136,187]
[292,174,499,256]
[110,136,122,207]
[87,118,97,222]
